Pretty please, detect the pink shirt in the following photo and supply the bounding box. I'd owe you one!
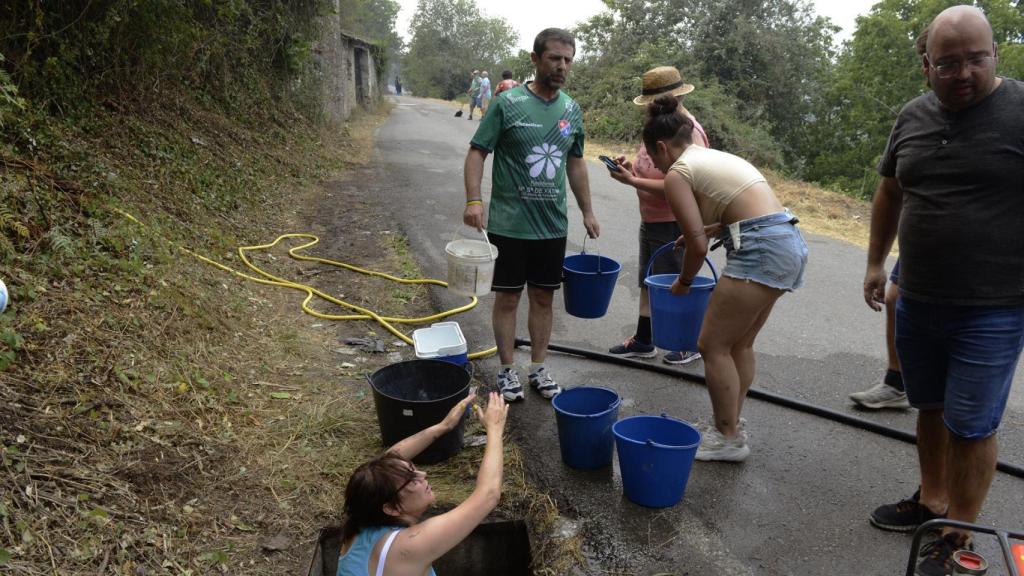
[634,114,709,223]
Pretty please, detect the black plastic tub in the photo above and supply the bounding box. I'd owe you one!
[367,359,472,465]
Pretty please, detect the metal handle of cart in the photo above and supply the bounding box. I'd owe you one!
[907,518,1024,576]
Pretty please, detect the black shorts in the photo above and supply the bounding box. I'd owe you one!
[638,221,683,287]
[489,234,567,293]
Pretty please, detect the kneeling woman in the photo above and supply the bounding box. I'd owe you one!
[338,391,508,575]
[643,95,808,462]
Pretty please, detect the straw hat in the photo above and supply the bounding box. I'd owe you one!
[633,66,695,105]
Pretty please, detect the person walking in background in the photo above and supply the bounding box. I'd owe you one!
[478,71,492,117]
[494,70,519,97]
[462,28,600,403]
[850,26,930,411]
[467,70,481,120]
[394,75,402,96]
[863,6,1024,575]
[605,66,707,367]
[642,94,807,462]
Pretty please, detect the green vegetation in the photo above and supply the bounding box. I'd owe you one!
[0,2,397,572]
[569,0,1024,197]
[572,0,835,174]
[403,0,520,99]
[803,0,1024,196]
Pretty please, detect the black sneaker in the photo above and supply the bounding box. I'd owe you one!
[916,532,972,576]
[870,489,946,532]
[608,336,657,359]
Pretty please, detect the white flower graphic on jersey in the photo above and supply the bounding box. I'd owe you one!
[525,143,562,179]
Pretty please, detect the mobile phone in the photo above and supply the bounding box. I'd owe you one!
[598,155,621,172]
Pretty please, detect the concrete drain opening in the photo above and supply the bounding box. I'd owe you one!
[308,519,532,575]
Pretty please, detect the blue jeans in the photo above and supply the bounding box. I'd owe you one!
[895,297,1024,438]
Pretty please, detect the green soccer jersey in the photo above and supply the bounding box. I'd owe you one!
[470,84,585,240]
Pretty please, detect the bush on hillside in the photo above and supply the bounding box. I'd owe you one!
[570,60,785,170]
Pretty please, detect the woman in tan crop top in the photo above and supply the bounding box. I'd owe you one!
[641,95,809,462]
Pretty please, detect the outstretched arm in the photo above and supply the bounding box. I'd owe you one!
[387,392,509,569]
[388,393,476,461]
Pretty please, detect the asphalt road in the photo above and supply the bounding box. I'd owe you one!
[357,95,1024,575]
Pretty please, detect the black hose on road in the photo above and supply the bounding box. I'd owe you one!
[514,338,1024,480]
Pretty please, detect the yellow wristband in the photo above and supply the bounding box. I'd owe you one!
[466,199,483,207]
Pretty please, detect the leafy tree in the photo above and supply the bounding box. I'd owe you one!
[499,50,535,85]
[571,0,833,169]
[803,0,1024,197]
[403,0,518,99]
[687,0,837,170]
[341,0,402,47]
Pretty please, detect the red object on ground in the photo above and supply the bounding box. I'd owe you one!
[1012,543,1024,573]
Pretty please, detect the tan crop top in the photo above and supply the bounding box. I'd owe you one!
[668,146,767,224]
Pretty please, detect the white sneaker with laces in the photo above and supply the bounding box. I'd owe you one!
[849,382,910,410]
[695,426,750,462]
[527,367,561,399]
[497,369,524,402]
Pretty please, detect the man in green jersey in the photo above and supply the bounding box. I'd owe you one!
[463,28,600,402]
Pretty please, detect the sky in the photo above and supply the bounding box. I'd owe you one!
[394,0,881,53]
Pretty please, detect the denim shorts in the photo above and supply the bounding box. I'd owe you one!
[895,297,1024,438]
[718,211,808,291]
[638,221,683,287]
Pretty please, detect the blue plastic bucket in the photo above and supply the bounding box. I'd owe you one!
[563,240,621,319]
[643,242,717,352]
[551,387,621,469]
[613,414,702,508]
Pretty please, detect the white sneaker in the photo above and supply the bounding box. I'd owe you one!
[527,367,561,399]
[497,369,524,402]
[849,382,910,410]
[695,427,750,462]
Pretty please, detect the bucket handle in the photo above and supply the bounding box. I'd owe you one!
[645,242,717,284]
[452,225,496,263]
[580,234,604,274]
[643,413,692,449]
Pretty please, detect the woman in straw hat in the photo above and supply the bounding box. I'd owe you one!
[606,66,708,367]
[641,93,808,462]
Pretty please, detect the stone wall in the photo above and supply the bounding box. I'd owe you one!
[313,1,381,125]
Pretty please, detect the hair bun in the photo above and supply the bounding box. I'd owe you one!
[647,94,679,117]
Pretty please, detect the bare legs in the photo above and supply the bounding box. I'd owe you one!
[492,286,554,365]
[697,277,784,438]
[525,286,553,364]
[916,408,999,535]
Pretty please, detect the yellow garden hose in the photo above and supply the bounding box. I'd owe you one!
[113,207,497,359]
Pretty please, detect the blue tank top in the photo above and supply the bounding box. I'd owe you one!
[336,526,438,576]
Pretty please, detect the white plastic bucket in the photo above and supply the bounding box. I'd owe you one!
[446,228,498,297]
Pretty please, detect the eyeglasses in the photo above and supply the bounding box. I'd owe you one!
[926,54,994,78]
[389,468,424,501]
